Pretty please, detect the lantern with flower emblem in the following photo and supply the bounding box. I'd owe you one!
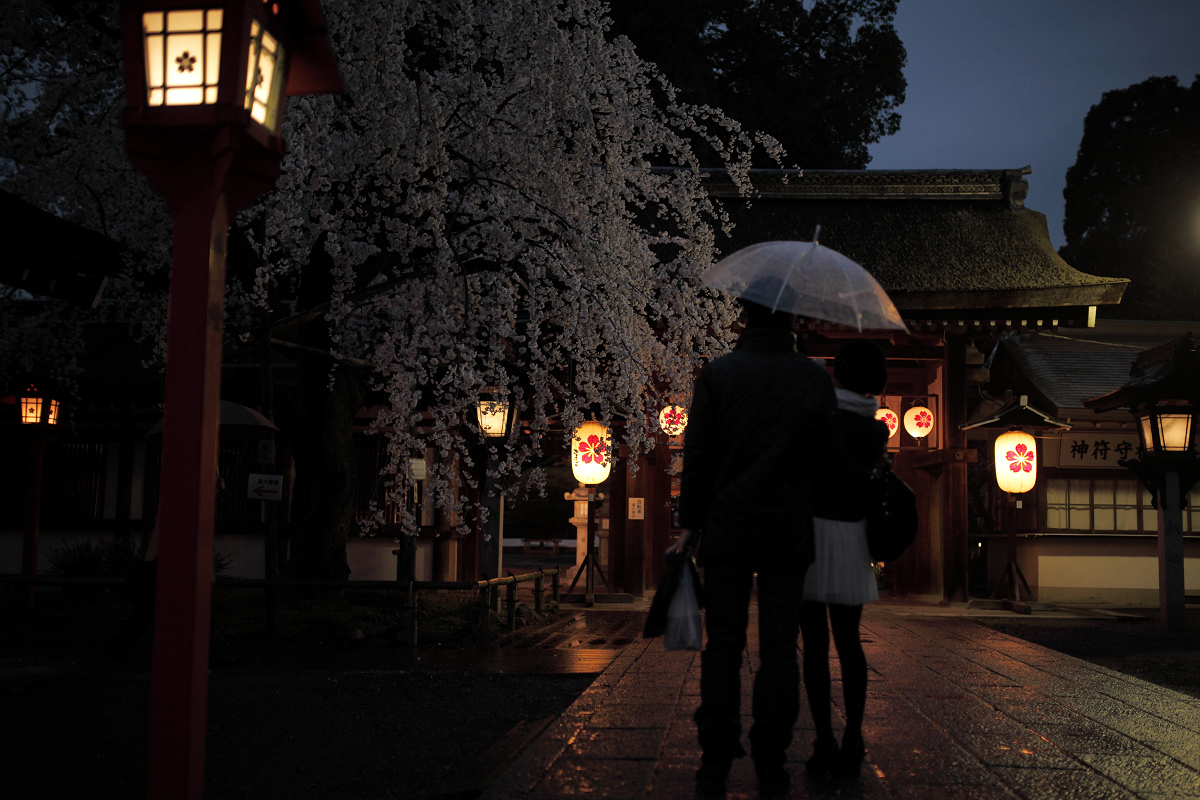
[994,429,1037,494]
[903,404,934,440]
[19,386,60,426]
[658,404,688,437]
[571,421,613,485]
[875,407,899,439]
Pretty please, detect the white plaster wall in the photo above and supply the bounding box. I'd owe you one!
[347,537,401,581]
[213,534,264,579]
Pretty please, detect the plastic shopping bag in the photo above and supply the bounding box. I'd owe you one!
[663,563,703,651]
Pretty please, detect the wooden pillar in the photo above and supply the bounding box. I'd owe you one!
[944,336,970,602]
[649,441,671,588]
[608,447,629,593]
[623,452,648,596]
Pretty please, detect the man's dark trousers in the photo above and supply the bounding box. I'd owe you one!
[694,558,807,777]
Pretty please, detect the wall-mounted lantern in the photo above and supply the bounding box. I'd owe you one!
[874,407,899,439]
[658,404,688,437]
[903,403,934,440]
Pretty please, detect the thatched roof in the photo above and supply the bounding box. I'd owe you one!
[698,168,1128,313]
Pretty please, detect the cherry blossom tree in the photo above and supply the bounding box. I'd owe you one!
[2,0,780,578]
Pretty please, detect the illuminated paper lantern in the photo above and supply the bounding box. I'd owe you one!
[571,421,612,485]
[903,405,934,439]
[659,404,688,436]
[995,429,1037,494]
[875,407,899,439]
[19,385,59,426]
[475,388,512,438]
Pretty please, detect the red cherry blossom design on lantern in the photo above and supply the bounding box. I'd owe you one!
[912,409,932,430]
[877,411,897,434]
[579,434,609,467]
[1006,443,1034,473]
[661,406,687,434]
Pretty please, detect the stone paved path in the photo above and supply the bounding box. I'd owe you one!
[481,603,1200,799]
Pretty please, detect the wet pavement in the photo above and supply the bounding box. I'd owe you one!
[481,601,1200,800]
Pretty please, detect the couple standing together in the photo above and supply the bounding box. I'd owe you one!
[673,296,889,799]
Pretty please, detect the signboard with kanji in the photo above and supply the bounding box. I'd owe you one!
[1056,434,1141,469]
[247,473,284,501]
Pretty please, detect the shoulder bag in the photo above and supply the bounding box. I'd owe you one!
[865,458,918,562]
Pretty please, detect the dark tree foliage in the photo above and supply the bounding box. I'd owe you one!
[1060,75,1200,319]
[606,0,907,168]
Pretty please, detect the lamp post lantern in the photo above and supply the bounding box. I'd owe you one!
[1084,334,1200,631]
[475,388,514,590]
[476,388,514,439]
[118,3,340,797]
[567,421,614,605]
[17,385,60,612]
[961,393,1070,613]
[19,385,61,426]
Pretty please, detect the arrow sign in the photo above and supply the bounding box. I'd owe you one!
[247,473,284,501]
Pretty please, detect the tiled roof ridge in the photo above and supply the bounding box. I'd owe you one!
[683,166,1032,207]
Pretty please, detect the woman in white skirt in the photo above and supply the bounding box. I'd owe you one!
[800,340,889,780]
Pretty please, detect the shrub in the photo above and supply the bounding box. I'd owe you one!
[45,538,137,578]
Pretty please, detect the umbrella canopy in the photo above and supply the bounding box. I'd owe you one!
[144,401,278,438]
[701,235,908,332]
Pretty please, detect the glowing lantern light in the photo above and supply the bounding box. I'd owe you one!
[995,429,1037,494]
[19,386,59,426]
[875,407,899,439]
[903,405,934,439]
[132,2,293,137]
[1136,402,1197,453]
[659,404,688,436]
[571,421,612,485]
[475,388,512,438]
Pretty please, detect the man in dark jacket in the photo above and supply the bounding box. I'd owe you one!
[674,296,839,798]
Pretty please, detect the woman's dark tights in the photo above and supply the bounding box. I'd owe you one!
[799,601,866,742]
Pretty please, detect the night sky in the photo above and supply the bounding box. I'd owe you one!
[867,0,1200,250]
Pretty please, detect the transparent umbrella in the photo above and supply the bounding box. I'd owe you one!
[701,230,907,332]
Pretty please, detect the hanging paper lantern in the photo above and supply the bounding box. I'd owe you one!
[903,405,934,439]
[995,429,1037,494]
[571,421,613,485]
[658,404,688,436]
[875,407,899,439]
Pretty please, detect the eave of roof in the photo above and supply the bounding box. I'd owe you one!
[0,189,127,307]
[1001,321,1199,417]
[693,168,1129,313]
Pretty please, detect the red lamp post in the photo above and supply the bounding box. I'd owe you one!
[18,385,60,612]
[118,3,340,797]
